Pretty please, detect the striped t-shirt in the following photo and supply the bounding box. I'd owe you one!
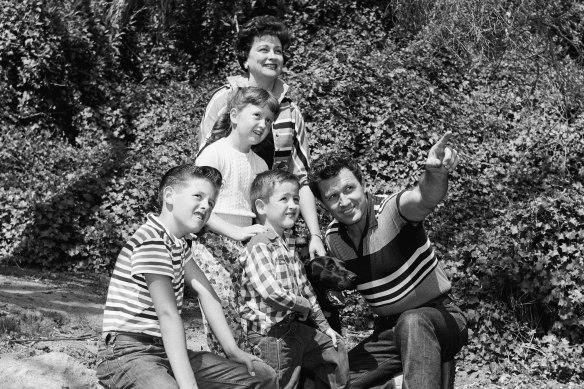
[101,214,191,338]
[325,192,451,317]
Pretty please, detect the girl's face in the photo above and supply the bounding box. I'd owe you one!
[230,103,276,150]
[245,35,284,81]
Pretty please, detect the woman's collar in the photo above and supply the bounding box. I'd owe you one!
[227,74,289,103]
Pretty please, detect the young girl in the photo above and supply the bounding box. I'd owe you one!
[195,86,279,354]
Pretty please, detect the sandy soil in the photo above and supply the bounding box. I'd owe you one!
[0,266,205,389]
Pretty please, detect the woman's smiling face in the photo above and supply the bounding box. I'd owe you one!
[245,35,284,82]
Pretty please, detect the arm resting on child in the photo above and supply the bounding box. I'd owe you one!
[205,213,266,242]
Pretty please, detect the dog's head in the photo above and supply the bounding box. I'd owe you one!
[305,255,358,291]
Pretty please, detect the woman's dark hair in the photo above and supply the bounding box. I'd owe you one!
[200,86,280,152]
[235,15,291,71]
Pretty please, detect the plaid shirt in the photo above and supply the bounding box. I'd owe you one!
[238,229,330,335]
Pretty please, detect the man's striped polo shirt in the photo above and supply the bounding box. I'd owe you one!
[102,213,190,338]
[325,192,451,317]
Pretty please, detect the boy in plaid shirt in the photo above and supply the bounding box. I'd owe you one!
[237,169,349,389]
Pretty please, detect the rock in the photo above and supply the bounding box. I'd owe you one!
[0,351,99,389]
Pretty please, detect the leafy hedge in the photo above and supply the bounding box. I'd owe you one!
[1,0,583,383]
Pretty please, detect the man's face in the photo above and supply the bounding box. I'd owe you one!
[317,168,368,226]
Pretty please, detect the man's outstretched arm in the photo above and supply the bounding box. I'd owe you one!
[399,131,460,222]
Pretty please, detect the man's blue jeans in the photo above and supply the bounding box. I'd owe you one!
[247,318,350,389]
[96,332,277,389]
[349,294,468,389]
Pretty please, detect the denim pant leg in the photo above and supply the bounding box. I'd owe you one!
[348,326,402,389]
[297,322,350,389]
[394,299,468,389]
[96,340,178,389]
[189,349,277,389]
[248,322,305,389]
[96,336,276,389]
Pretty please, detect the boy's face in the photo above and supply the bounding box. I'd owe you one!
[231,103,276,147]
[261,181,300,236]
[170,177,218,237]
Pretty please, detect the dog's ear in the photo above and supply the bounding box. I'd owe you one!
[308,258,325,279]
[325,257,339,271]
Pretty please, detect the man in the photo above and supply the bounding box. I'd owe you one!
[309,132,468,389]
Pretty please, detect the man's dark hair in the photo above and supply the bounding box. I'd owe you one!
[235,15,291,71]
[158,164,222,207]
[250,169,299,216]
[309,152,363,201]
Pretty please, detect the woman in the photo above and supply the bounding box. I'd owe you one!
[199,15,326,258]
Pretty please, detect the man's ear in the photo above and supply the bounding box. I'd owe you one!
[255,198,267,216]
[229,108,239,126]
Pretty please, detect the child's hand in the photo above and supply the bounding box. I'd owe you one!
[325,327,341,349]
[298,309,309,321]
[226,348,264,377]
[235,224,268,241]
[294,296,311,321]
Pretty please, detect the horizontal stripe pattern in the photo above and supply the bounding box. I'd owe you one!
[102,214,189,337]
[325,193,451,315]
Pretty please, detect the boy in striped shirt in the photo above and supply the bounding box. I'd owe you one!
[97,164,276,389]
[238,169,349,389]
[309,133,468,389]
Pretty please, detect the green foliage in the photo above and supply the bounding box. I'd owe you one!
[0,0,119,139]
[1,0,583,383]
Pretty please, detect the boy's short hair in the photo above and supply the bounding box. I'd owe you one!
[309,151,364,201]
[250,169,299,215]
[158,164,222,207]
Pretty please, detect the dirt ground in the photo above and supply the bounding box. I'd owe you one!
[0,265,205,389]
[0,265,581,389]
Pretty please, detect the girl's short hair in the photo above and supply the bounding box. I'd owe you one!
[158,164,222,207]
[202,86,279,150]
[235,15,291,71]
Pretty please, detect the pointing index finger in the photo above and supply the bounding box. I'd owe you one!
[435,131,453,147]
